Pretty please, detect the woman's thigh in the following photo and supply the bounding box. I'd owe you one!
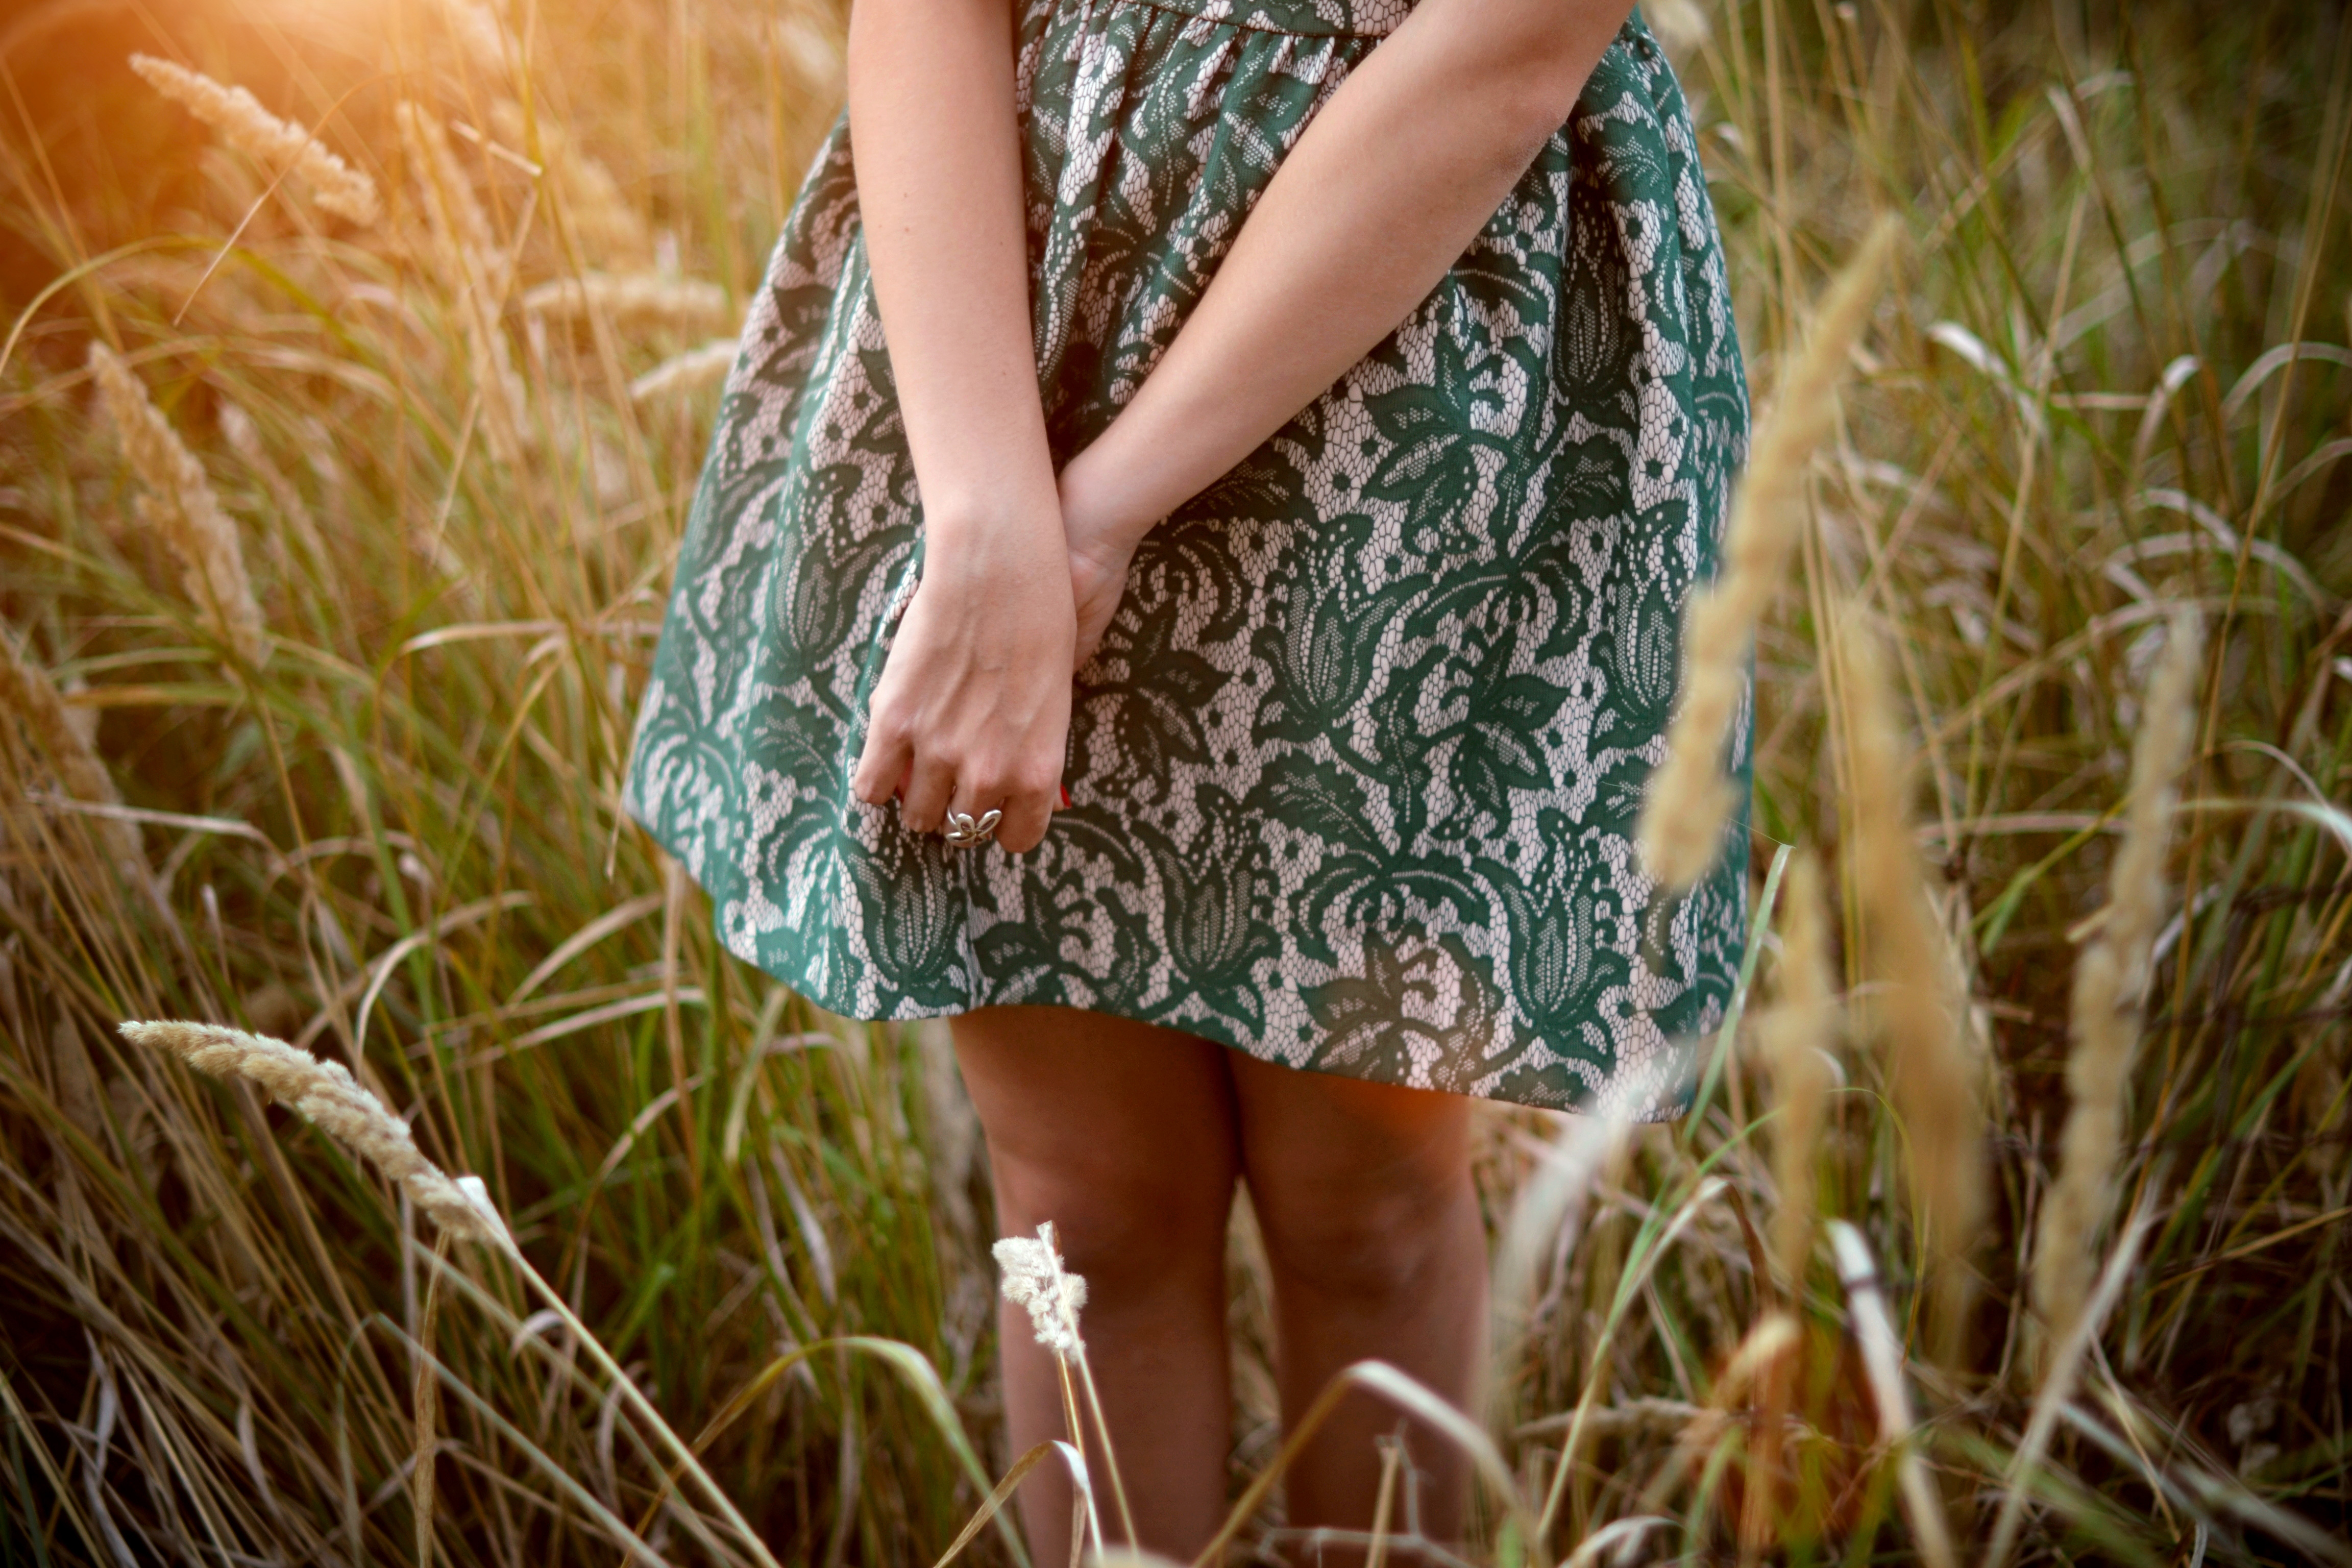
[950,1006,1243,1266]
[1226,1054,1478,1277]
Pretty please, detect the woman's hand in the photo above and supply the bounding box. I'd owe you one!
[851,514,1076,854]
[1059,448,1150,671]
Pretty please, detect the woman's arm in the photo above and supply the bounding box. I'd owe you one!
[1061,0,1639,660]
[845,0,1072,851]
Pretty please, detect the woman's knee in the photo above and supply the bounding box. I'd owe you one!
[1250,1161,1479,1305]
[950,1007,1241,1291]
[990,1143,1235,1294]
[1232,1060,1480,1302]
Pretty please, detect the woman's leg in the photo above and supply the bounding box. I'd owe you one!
[951,1007,1242,1562]
[1228,1056,1486,1549]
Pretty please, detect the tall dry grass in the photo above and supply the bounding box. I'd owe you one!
[2,0,2348,1563]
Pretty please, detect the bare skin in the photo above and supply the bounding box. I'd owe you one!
[954,1008,1485,1563]
[841,0,1633,1555]
[844,0,1638,812]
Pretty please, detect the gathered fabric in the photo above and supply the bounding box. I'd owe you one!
[625,0,1750,1116]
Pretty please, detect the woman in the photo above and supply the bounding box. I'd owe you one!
[624,0,1749,1554]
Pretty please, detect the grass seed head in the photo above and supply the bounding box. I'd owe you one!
[630,338,740,404]
[120,1020,506,1247]
[2032,608,2203,1356]
[1836,600,1986,1363]
[396,103,529,453]
[490,101,649,263]
[0,630,153,894]
[1640,216,1900,892]
[87,343,266,667]
[1762,849,1839,1287]
[129,55,379,226]
[994,1220,1088,1360]
[521,273,732,330]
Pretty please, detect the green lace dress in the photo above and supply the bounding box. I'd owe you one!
[625,0,1750,1117]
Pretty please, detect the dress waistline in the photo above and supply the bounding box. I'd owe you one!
[1097,0,1412,41]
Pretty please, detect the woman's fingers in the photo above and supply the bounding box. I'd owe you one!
[991,778,1056,855]
[898,751,958,836]
[850,718,913,810]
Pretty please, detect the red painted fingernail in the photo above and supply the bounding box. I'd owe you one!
[1059,785,1071,808]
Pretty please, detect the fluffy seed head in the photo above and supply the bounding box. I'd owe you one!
[2031,609,2202,1354]
[87,343,267,667]
[630,339,739,404]
[1837,601,1986,1363]
[994,1221,1088,1360]
[521,274,732,330]
[1639,216,1901,892]
[121,1020,508,1247]
[130,55,379,226]
[1761,849,1839,1286]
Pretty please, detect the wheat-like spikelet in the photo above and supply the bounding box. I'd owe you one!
[432,0,512,77]
[1761,849,1838,1288]
[1836,602,1986,1363]
[87,344,267,667]
[396,103,528,452]
[2030,608,2203,1356]
[630,338,739,403]
[1639,216,1900,893]
[117,1016,786,1568]
[0,630,155,896]
[129,55,379,226]
[490,100,649,264]
[520,273,731,330]
[120,1021,506,1246]
[1,631,120,815]
[396,101,502,292]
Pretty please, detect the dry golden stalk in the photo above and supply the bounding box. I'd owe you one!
[120,1021,505,1245]
[1828,1222,1958,1568]
[1639,215,1900,892]
[2030,609,2203,1356]
[119,1018,786,1568]
[1761,849,1838,1288]
[128,55,379,226]
[1837,603,1986,1363]
[87,344,267,667]
[629,339,740,404]
[396,102,528,452]
[1743,855,1837,1557]
[520,274,732,330]
[995,1221,1131,1551]
[491,101,649,265]
[396,101,502,292]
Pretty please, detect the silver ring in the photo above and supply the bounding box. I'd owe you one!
[941,809,1001,849]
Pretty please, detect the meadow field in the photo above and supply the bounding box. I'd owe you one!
[1,0,2347,1561]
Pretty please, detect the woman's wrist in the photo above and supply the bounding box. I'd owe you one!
[1056,442,1158,561]
[918,481,1068,577]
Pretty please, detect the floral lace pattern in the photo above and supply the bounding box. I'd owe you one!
[625,0,1750,1116]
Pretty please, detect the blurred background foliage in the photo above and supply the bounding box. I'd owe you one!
[0,0,2346,1562]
